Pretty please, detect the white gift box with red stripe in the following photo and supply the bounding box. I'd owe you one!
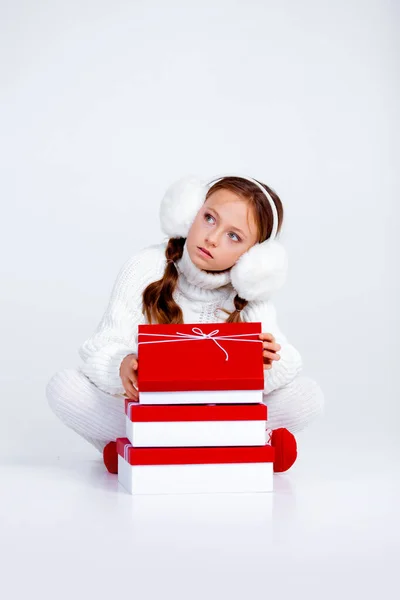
[117,438,275,495]
[125,400,270,447]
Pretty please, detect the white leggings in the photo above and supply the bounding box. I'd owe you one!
[46,369,324,453]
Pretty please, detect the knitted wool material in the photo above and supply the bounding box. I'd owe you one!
[78,242,303,397]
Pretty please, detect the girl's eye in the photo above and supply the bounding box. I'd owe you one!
[204,213,241,242]
[228,232,241,242]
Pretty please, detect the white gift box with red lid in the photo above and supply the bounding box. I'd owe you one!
[117,438,275,495]
[137,322,265,404]
[125,400,270,447]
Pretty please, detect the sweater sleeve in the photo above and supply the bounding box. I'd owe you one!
[243,300,303,395]
[78,245,166,395]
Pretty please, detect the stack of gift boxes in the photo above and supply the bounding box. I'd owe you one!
[117,321,275,495]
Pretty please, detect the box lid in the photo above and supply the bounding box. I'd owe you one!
[125,400,267,422]
[117,437,274,465]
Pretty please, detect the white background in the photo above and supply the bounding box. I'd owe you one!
[0,1,399,598]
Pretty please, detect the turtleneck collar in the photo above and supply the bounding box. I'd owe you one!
[176,242,233,301]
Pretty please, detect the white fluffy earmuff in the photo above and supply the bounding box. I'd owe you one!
[159,175,288,301]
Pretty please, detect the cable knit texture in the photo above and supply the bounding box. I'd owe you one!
[78,241,302,397]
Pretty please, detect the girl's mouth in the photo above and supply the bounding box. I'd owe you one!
[198,246,213,258]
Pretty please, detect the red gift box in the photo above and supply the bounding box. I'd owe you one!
[137,322,264,404]
[116,437,275,495]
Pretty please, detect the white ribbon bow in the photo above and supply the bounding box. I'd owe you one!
[175,327,229,360]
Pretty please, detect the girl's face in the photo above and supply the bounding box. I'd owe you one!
[186,188,259,272]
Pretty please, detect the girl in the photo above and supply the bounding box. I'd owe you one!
[46,175,324,474]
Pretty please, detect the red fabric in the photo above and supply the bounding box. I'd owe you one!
[125,400,267,422]
[116,437,274,466]
[137,322,264,392]
[103,441,118,474]
[271,428,297,473]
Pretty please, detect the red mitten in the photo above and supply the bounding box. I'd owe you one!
[103,441,118,474]
[271,428,297,472]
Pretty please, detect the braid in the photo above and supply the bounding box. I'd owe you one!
[225,294,248,323]
[142,238,185,324]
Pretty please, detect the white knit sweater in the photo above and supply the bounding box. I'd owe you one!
[79,242,303,396]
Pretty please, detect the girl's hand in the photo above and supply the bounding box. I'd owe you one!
[259,333,281,370]
[120,354,139,401]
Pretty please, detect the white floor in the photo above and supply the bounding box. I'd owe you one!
[1,427,399,600]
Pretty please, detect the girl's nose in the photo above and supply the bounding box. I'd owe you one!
[205,233,218,246]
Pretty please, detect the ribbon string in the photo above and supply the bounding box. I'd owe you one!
[124,442,133,462]
[138,327,262,361]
